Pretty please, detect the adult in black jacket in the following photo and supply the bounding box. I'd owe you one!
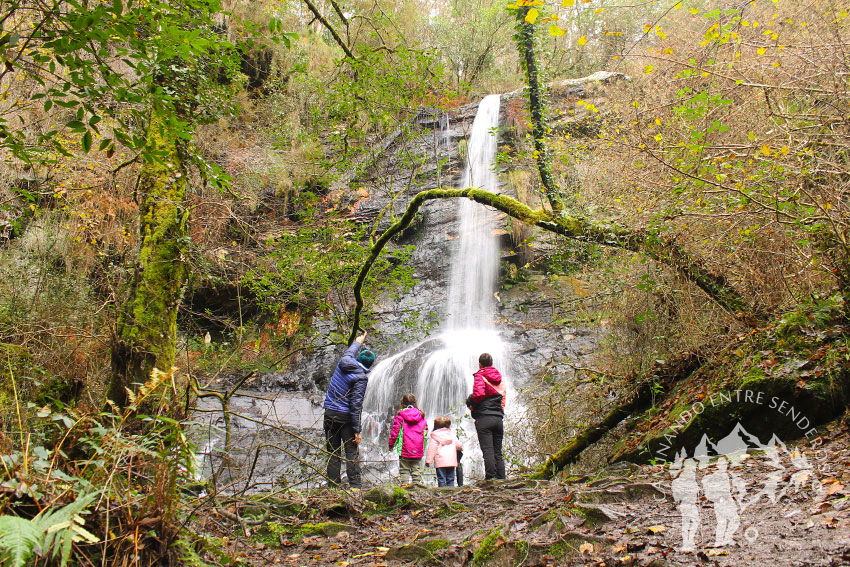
[465,353,507,480]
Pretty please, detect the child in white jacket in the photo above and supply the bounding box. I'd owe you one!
[425,416,464,487]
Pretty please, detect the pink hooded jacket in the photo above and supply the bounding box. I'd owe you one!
[425,427,463,468]
[472,367,506,406]
[388,406,428,459]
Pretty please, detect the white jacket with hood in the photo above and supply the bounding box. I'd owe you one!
[425,427,463,468]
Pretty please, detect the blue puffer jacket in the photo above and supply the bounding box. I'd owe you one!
[323,341,370,432]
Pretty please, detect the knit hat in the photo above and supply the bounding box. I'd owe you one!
[357,350,376,368]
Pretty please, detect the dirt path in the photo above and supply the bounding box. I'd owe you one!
[212,425,850,566]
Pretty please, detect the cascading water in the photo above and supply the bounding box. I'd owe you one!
[361,95,511,483]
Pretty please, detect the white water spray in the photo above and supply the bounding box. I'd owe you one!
[361,95,509,483]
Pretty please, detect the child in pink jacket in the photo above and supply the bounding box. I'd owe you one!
[388,394,428,485]
[425,416,463,487]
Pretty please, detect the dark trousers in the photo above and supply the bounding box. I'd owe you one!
[436,466,456,487]
[456,450,464,487]
[475,415,505,480]
[323,413,361,488]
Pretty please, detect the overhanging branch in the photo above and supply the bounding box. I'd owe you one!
[347,188,761,344]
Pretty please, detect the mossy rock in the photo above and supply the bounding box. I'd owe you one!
[568,503,617,527]
[436,501,468,518]
[363,485,413,509]
[241,497,303,517]
[384,538,450,561]
[472,528,506,566]
[255,521,354,547]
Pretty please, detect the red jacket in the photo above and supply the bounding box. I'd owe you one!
[467,366,506,418]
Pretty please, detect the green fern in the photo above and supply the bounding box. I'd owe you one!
[0,516,42,567]
[0,492,99,567]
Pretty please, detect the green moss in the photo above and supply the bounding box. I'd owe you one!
[422,539,450,552]
[514,540,529,557]
[472,528,503,566]
[385,539,450,562]
[255,521,353,547]
[548,540,569,559]
[436,501,467,518]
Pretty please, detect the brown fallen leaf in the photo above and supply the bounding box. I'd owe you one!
[822,516,838,528]
[579,542,594,555]
[826,482,845,496]
[706,549,728,557]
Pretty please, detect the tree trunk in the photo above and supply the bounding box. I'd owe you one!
[108,113,189,408]
[515,8,563,215]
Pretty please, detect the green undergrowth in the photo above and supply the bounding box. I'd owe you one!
[613,294,850,462]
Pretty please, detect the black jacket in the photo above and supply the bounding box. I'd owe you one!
[466,393,504,419]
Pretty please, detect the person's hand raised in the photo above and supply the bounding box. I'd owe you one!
[356,331,367,344]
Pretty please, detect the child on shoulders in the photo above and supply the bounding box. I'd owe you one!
[388,394,428,485]
[425,416,463,487]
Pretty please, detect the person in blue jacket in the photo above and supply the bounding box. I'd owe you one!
[322,331,375,489]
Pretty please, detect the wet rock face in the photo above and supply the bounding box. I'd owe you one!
[257,83,619,395]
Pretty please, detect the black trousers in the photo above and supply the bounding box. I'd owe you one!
[323,413,361,488]
[475,415,505,480]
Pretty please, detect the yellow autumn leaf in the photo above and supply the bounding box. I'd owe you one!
[654,134,663,142]
[655,118,662,126]
[562,0,575,5]
[761,144,772,156]
[647,525,667,534]
[757,47,766,55]
[644,64,654,73]
[549,24,566,37]
[525,8,539,23]
[578,36,587,46]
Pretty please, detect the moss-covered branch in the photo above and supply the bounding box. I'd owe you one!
[348,188,761,344]
[531,350,706,478]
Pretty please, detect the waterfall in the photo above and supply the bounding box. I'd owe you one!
[361,94,508,483]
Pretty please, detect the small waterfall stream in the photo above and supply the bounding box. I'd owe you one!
[361,95,512,483]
